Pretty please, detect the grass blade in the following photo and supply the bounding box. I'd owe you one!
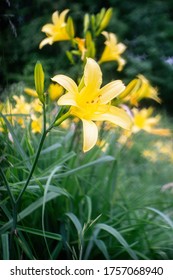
[15,231,36,260]
[1,233,9,260]
[95,223,138,259]
[0,192,60,234]
[0,112,31,170]
[94,239,110,259]
[66,212,83,236]
[146,207,173,229]
[17,225,62,240]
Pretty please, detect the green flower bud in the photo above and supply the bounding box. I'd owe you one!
[100,8,113,30]
[66,17,75,39]
[34,61,45,103]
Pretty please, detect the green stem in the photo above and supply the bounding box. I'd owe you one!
[16,103,47,205]
[54,111,71,127]
[16,130,47,205]
[15,106,70,229]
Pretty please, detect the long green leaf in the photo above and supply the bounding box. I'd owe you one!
[0,112,31,170]
[0,192,60,234]
[40,142,62,154]
[42,165,69,259]
[94,239,110,259]
[1,233,9,260]
[14,155,115,185]
[146,207,173,229]
[66,212,83,236]
[15,231,36,260]
[17,225,61,240]
[95,223,138,259]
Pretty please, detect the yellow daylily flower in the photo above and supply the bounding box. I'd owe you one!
[31,115,42,133]
[13,95,31,128]
[99,31,126,71]
[31,98,42,113]
[39,10,71,49]
[52,58,131,152]
[119,75,161,106]
[132,107,171,136]
[132,107,160,133]
[48,83,64,101]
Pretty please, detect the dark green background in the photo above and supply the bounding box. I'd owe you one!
[0,0,173,112]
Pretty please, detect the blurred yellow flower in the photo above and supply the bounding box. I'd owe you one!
[96,139,109,152]
[99,31,126,71]
[13,95,31,128]
[132,107,159,133]
[132,107,171,136]
[31,98,42,113]
[48,83,64,101]
[119,75,161,106]
[143,139,173,163]
[31,115,42,133]
[0,101,14,132]
[39,10,71,49]
[142,149,158,162]
[52,58,131,152]
[24,87,38,98]
[155,140,173,161]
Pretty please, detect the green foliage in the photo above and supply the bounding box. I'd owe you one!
[1,98,173,259]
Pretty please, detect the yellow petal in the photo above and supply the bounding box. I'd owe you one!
[52,11,59,25]
[93,105,132,129]
[82,119,98,152]
[58,93,77,106]
[41,24,54,34]
[59,9,70,25]
[117,57,126,71]
[117,43,126,54]
[39,37,53,49]
[150,128,171,136]
[99,80,125,104]
[108,33,118,45]
[84,58,102,91]
[51,75,78,95]
[102,31,109,40]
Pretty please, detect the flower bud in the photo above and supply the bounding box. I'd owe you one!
[66,17,75,39]
[34,61,45,103]
[99,8,113,33]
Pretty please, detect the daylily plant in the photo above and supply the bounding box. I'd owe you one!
[52,58,131,152]
[39,9,71,49]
